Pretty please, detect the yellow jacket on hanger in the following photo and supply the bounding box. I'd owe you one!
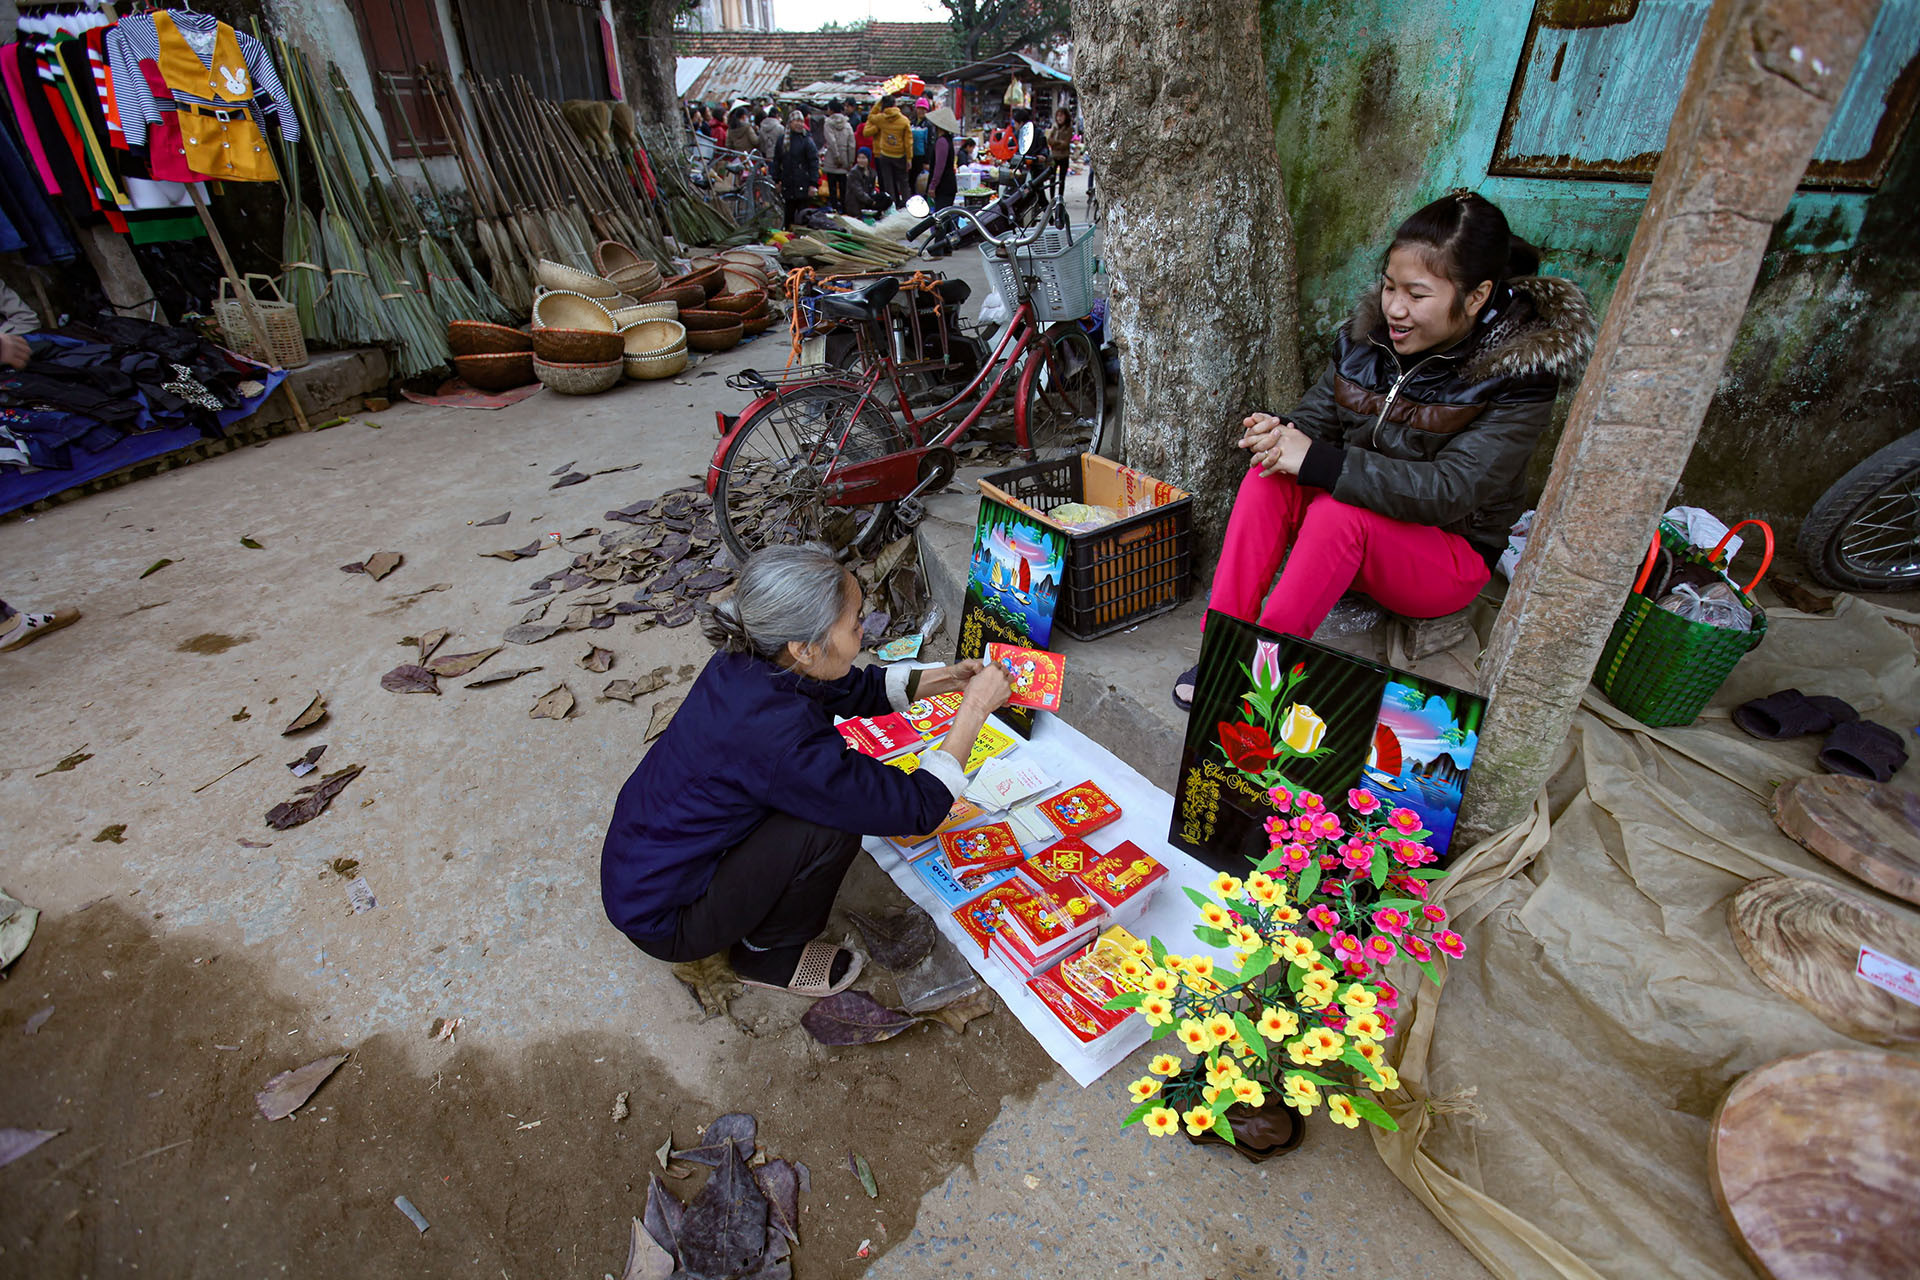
[153,10,276,181]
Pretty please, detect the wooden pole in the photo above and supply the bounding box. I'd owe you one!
[187,185,311,432]
[1459,0,1881,842]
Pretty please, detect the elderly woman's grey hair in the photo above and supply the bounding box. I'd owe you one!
[702,543,853,660]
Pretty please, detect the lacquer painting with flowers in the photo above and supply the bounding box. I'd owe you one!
[1170,611,1485,875]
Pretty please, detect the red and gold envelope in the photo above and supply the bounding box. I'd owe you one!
[951,880,1041,957]
[1026,967,1131,1043]
[904,690,966,741]
[1080,841,1167,910]
[939,821,1023,874]
[1036,781,1122,838]
[984,642,1066,712]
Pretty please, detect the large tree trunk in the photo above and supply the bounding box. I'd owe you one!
[1070,0,1300,552]
[1459,0,1878,842]
[610,0,685,143]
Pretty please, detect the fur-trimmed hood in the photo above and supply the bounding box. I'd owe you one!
[1348,275,1595,384]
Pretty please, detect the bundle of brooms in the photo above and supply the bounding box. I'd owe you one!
[779,213,921,271]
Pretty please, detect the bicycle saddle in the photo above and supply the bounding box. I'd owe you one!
[935,279,971,306]
[815,276,900,322]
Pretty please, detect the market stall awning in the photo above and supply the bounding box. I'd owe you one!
[934,50,1070,85]
[678,54,792,102]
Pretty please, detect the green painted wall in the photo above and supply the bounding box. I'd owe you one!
[1259,0,1920,543]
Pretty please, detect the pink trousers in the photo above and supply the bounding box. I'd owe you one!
[1208,468,1491,638]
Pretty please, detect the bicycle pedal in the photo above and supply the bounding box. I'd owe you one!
[894,499,927,529]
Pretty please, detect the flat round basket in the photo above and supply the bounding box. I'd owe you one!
[669,265,726,299]
[708,289,765,315]
[620,318,687,358]
[679,308,740,332]
[721,266,767,296]
[625,348,689,381]
[741,311,777,336]
[610,266,661,297]
[593,239,646,278]
[609,301,678,326]
[534,356,624,395]
[718,248,778,274]
[454,351,536,392]
[641,285,706,310]
[532,290,617,332]
[534,259,623,299]
[448,320,532,356]
[685,321,743,352]
[533,327,625,364]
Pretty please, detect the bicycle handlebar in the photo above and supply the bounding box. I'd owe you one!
[913,200,1054,251]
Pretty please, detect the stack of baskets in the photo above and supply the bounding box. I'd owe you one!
[529,289,624,394]
[622,317,688,380]
[594,240,663,301]
[448,320,535,391]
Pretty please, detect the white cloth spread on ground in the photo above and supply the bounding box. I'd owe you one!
[865,710,1233,1088]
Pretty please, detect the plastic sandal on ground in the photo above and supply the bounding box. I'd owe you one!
[1172,664,1199,712]
[1816,719,1909,783]
[1731,688,1858,740]
[0,607,79,652]
[733,938,864,998]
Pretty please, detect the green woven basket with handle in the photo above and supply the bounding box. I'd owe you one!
[1594,519,1773,728]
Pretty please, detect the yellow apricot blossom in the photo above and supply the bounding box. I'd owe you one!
[1282,1074,1321,1114]
[1148,1053,1184,1077]
[1127,1076,1162,1103]
[1326,1094,1362,1128]
[1143,1106,1181,1136]
[1182,1105,1217,1137]
[1139,995,1174,1028]
[1347,1011,1386,1042]
[1177,1018,1214,1053]
[1258,1007,1300,1041]
[1210,873,1244,900]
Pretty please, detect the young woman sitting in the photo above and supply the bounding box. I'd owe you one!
[601,545,1012,996]
[1173,190,1595,708]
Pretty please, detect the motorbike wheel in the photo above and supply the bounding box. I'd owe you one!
[713,383,906,566]
[1798,430,1920,590]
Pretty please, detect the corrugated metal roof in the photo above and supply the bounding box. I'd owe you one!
[679,54,792,102]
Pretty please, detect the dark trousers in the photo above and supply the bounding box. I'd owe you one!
[877,155,910,206]
[784,197,809,228]
[636,812,861,963]
[825,171,846,209]
[1048,158,1068,206]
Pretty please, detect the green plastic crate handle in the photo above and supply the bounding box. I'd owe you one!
[1632,519,1775,595]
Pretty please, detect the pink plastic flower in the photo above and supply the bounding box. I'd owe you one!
[1297,791,1325,813]
[1374,980,1400,1010]
[1391,841,1438,868]
[1342,959,1373,978]
[1363,935,1398,964]
[1377,1012,1397,1037]
[1401,935,1434,963]
[1311,812,1345,841]
[1318,853,1339,870]
[1371,907,1410,938]
[1421,904,1448,926]
[1268,784,1294,813]
[1321,1007,1347,1031]
[1389,807,1422,834]
[1305,903,1340,932]
[1346,788,1380,815]
[1291,815,1316,837]
[1339,839,1373,873]
[1330,931,1363,963]
[1388,873,1430,900]
[1432,930,1465,959]
[1264,815,1289,838]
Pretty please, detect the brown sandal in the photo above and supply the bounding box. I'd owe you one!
[737,939,864,998]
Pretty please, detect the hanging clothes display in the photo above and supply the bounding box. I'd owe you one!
[109,8,297,181]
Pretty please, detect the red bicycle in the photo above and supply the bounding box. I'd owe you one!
[705,201,1106,563]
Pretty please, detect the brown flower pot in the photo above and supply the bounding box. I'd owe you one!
[1183,1098,1304,1162]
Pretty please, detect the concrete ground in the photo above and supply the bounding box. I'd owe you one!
[0,178,1486,1279]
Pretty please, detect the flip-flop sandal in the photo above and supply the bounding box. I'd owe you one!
[1172,664,1199,712]
[1817,719,1909,782]
[1732,689,1858,740]
[0,607,79,652]
[1184,1104,1304,1162]
[737,939,864,998]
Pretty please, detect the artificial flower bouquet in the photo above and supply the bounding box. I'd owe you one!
[1109,786,1464,1143]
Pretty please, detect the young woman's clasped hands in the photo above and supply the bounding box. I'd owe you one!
[1238,413,1311,479]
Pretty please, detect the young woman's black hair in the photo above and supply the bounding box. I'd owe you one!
[1388,190,1542,314]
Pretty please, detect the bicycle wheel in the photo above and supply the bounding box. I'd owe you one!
[1797,431,1920,590]
[1017,323,1105,461]
[713,382,909,565]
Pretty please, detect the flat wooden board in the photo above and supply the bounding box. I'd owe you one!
[1770,775,1920,907]
[1728,876,1920,1047]
[1709,1049,1920,1280]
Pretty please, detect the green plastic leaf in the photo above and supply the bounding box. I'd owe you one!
[1411,957,1444,988]
[1183,886,1217,913]
[1297,861,1323,901]
[1239,947,1274,982]
[1404,868,1447,879]
[1151,1018,1179,1040]
[1254,848,1284,874]
[1210,1112,1236,1143]
[1119,1098,1159,1129]
[1284,1068,1338,1088]
[1370,848,1389,889]
[1346,1092,1400,1131]
[1192,925,1231,949]
[1150,936,1168,967]
[1371,897,1420,911]
[1103,991,1146,1010]
[1341,1046,1384,1084]
[1232,1011,1269,1062]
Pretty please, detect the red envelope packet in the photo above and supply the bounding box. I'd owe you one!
[1036,781,1122,837]
[984,642,1066,712]
[837,712,920,759]
[951,880,1041,957]
[1026,967,1131,1043]
[939,821,1023,873]
[1080,841,1167,910]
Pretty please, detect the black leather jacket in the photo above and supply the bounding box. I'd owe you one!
[1292,275,1595,565]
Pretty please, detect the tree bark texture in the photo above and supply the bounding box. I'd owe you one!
[1069,0,1300,554]
[1460,0,1879,841]
[610,0,685,144]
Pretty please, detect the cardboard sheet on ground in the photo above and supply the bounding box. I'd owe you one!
[1368,593,1920,1280]
[866,710,1231,1087]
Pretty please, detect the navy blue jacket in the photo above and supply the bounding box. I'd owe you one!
[601,650,958,946]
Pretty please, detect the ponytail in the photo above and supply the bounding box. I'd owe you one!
[1388,190,1540,315]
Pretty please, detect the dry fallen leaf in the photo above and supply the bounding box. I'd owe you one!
[645,696,682,742]
[255,1053,348,1120]
[530,685,576,720]
[923,987,996,1033]
[417,628,449,663]
[380,664,441,695]
[503,621,563,645]
[465,665,541,688]
[362,551,403,581]
[426,646,501,677]
[578,645,615,673]
[282,693,328,735]
[475,511,511,526]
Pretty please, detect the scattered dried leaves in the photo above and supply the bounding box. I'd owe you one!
[529,685,576,720]
[425,646,501,677]
[255,1053,348,1121]
[578,645,615,673]
[465,665,541,688]
[800,990,922,1046]
[282,693,327,735]
[380,664,441,695]
[265,763,364,830]
[645,697,682,742]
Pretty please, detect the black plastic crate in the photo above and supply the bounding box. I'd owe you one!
[979,454,1193,641]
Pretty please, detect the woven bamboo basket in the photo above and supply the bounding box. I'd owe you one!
[448,320,532,356]
[534,356,624,395]
[685,322,743,352]
[625,348,689,381]
[534,259,623,299]
[594,240,647,278]
[708,289,765,315]
[454,351,536,391]
[533,327,625,364]
[721,265,767,295]
[669,265,726,299]
[679,308,740,332]
[620,319,687,358]
[532,290,618,332]
[609,301,678,326]
[741,311,776,336]
[215,273,308,368]
[641,284,706,310]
